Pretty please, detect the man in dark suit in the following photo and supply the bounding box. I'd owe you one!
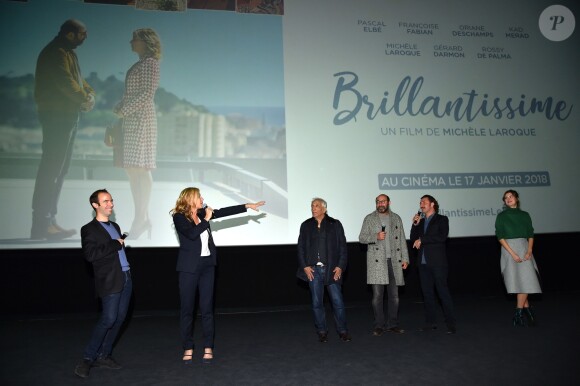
[297,197,351,343]
[74,189,131,378]
[410,195,456,334]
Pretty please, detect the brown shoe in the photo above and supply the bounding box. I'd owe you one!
[45,224,76,240]
[51,222,76,234]
[339,332,351,342]
[372,327,384,336]
[386,327,405,334]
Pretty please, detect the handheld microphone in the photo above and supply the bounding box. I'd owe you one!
[381,225,386,232]
[413,211,422,225]
[121,232,129,239]
[197,203,208,218]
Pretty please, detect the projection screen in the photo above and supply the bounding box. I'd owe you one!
[0,0,578,249]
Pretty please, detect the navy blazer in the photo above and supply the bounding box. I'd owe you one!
[173,204,247,273]
[81,218,126,297]
[296,215,348,285]
[409,213,449,266]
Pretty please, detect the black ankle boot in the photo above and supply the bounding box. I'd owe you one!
[523,307,536,327]
[513,308,525,327]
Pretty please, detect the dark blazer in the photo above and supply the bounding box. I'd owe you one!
[173,204,247,273]
[409,213,449,266]
[296,215,348,285]
[81,218,125,297]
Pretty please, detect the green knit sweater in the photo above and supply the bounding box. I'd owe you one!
[495,207,534,240]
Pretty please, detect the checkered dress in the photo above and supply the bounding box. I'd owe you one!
[115,56,160,169]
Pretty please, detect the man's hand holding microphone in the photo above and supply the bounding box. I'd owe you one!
[377,224,386,240]
[412,211,423,226]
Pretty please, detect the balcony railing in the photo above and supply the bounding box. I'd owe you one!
[0,154,288,218]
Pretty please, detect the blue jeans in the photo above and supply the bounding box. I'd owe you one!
[308,265,348,334]
[83,270,132,360]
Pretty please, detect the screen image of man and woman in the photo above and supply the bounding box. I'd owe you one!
[0,0,286,248]
[0,0,578,249]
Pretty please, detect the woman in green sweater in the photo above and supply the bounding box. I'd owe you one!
[495,189,541,326]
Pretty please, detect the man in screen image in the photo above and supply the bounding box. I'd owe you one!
[31,19,95,240]
[410,194,456,334]
[75,189,131,378]
[297,197,351,343]
[358,194,409,336]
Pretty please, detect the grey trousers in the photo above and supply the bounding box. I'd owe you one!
[371,259,400,329]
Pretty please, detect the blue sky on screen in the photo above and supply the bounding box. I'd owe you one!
[0,0,284,108]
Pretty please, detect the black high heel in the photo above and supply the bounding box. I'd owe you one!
[202,350,213,364]
[182,350,193,365]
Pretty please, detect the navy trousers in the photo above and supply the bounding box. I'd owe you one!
[179,257,215,350]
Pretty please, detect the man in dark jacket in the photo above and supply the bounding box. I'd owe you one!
[410,194,456,334]
[74,189,131,378]
[31,19,95,240]
[297,197,350,343]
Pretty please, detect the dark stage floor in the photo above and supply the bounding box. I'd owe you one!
[1,292,578,386]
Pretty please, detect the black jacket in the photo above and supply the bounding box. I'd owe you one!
[81,218,126,297]
[297,215,348,284]
[173,205,247,273]
[410,213,449,266]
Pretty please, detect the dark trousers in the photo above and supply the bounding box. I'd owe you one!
[418,264,455,326]
[31,111,78,231]
[83,270,132,360]
[179,257,215,350]
[371,259,400,328]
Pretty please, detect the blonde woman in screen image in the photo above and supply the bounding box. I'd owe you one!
[113,28,161,239]
[170,187,265,364]
[495,189,541,327]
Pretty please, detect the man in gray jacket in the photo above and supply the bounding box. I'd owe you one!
[359,194,409,335]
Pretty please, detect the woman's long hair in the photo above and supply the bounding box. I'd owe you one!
[170,187,199,221]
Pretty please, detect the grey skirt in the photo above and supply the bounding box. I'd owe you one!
[500,238,542,294]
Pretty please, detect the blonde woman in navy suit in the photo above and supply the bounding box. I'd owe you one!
[170,187,264,364]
